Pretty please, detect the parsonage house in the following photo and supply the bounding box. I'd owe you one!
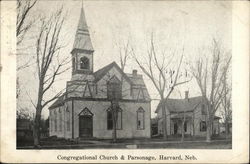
[155,91,220,137]
[48,7,151,139]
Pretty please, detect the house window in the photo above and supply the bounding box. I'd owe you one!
[200,121,207,131]
[201,104,206,115]
[107,108,122,130]
[184,122,187,132]
[107,76,122,100]
[80,57,89,69]
[137,107,145,130]
[54,110,57,132]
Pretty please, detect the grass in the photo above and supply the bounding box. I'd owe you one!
[138,140,232,149]
[16,134,232,149]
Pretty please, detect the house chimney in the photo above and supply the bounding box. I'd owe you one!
[132,69,137,76]
[185,91,189,99]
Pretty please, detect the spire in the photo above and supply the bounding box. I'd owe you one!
[72,5,94,53]
[77,7,88,32]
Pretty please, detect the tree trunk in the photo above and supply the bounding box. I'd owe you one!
[111,101,117,143]
[225,120,229,139]
[181,113,186,142]
[206,119,212,142]
[112,124,117,142]
[192,113,195,138]
[112,114,117,143]
[205,103,212,142]
[33,81,44,147]
[161,100,167,140]
[181,120,185,142]
[33,106,42,147]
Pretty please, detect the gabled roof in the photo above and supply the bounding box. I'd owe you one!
[72,7,94,52]
[156,96,205,113]
[93,61,132,84]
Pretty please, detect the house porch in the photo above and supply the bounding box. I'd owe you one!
[170,115,194,136]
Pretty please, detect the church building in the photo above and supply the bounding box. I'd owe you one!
[48,7,151,139]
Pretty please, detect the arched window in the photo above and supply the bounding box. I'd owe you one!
[137,107,145,130]
[107,76,122,100]
[107,107,122,130]
[80,57,90,69]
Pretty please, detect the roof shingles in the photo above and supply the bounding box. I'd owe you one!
[156,96,204,113]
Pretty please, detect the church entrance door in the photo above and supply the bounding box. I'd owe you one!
[79,115,93,138]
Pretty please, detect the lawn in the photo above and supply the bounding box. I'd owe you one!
[138,140,232,149]
[17,136,232,149]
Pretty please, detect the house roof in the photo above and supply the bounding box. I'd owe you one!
[156,96,205,113]
[72,7,94,52]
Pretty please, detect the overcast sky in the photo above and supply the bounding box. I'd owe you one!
[17,0,232,119]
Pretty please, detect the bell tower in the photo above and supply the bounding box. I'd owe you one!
[71,6,94,79]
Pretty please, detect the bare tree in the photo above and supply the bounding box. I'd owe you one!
[133,34,191,140]
[98,71,130,142]
[94,41,132,142]
[191,38,231,142]
[16,0,37,45]
[98,39,132,142]
[118,39,131,72]
[16,0,37,99]
[109,39,131,142]
[108,83,122,143]
[181,112,186,142]
[33,7,69,147]
[220,70,232,138]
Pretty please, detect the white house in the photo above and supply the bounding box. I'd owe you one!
[48,7,151,139]
[155,91,220,137]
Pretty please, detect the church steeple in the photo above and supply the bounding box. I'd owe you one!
[71,5,94,76]
[72,6,94,53]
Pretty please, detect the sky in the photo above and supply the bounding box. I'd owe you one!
[17,0,232,119]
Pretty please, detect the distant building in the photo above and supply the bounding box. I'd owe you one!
[155,91,220,136]
[48,7,151,139]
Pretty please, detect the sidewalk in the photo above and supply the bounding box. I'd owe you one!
[17,139,231,149]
